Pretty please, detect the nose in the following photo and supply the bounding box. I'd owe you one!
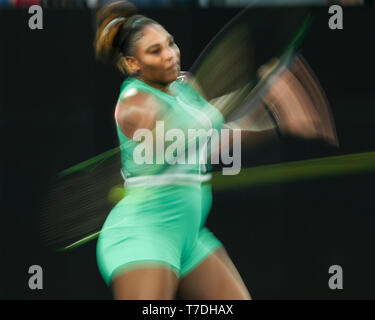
[163,45,176,63]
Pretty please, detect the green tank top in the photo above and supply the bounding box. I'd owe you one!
[116,76,225,180]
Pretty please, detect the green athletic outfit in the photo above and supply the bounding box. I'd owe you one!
[96,75,225,287]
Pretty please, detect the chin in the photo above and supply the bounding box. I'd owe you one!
[164,73,179,84]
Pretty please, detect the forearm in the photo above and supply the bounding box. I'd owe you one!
[220,122,280,153]
[208,126,281,174]
[240,128,280,151]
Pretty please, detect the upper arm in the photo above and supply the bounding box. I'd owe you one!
[115,89,162,140]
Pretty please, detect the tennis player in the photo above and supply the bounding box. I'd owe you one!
[93,0,331,300]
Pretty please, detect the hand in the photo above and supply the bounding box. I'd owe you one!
[262,66,338,146]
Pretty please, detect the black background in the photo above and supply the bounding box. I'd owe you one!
[0,6,374,299]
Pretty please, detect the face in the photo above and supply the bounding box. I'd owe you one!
[127,24,181,85]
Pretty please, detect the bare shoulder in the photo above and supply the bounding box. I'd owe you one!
[115,88,162,139]
[118,88,159,110]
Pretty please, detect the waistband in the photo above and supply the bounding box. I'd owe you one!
[122,172,212,188]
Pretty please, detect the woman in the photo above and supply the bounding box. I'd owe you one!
[94,1,333,300]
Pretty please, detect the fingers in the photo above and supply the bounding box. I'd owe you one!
[265,70,317,136]
[291,56,339,147]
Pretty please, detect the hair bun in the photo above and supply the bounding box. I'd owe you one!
[95,1,137,30]
[94,1,137,64]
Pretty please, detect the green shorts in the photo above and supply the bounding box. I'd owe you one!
[96,182,223,287]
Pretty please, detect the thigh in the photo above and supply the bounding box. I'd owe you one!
[178,246,251,300]
[112,265,179,300]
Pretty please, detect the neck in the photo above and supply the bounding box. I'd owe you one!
[137,76,174,96]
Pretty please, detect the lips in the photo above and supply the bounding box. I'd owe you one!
[166,62,178,71]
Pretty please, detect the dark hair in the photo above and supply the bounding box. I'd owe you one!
[94,0,159,75]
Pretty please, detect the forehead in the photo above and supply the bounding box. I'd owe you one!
[137,24,170,47]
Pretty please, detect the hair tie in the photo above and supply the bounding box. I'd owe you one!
[131,18,144,28]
